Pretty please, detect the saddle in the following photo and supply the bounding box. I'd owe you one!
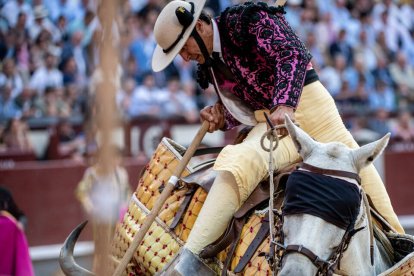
[171,159,297,275]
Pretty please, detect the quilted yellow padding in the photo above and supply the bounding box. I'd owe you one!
[111,138,276,275]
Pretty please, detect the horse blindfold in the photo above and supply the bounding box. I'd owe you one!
[282,170,361,230]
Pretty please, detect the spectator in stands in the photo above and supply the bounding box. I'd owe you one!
[64,83,86,117]
[28,5,60,43]
[335,76,370,116]
[354,29,377,72]
[389,50,414,92]
[367,108,392,137]
[128,71,162,118]
[373,30,395,63]
[0,84,21,122]
[349,117,381,145]
[0,0,32,28]
[344,55,374,91]
[0,29,18,62]
[61,31,88,79]
[314,12,337,53]
[330,0,351,30]
[319,54,346,97]
[44,0,84,24]
[400,1,414,31]
[30,51,63,96]
[60,56,81,86]
[13,12,30,41]
[14,86,36,119]
[123,55,143,84]
[369,79,396,112]
[329,28,354,66]
[50,118,85,160]
[350,78,370,112]
[304,31,325,68]
[29,29,53,71]
[395,83,414,112]
[371,56,394,87]
[372,10,412,57]
[163,76,198,122]
[55,15,70,43]
[129,21,156,74]
[0,117,33,152]
[117,77,136,119]
[334,79,353,113]
[33,86,69,118]
[0,186,34,276]
[284,0,303,31]
[12,14,31,80]
[392,111,414,143]
[0,58,24,99]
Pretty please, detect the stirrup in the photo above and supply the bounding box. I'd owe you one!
[157,248,217,276]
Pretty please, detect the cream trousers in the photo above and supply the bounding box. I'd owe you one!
[186,80,403,254]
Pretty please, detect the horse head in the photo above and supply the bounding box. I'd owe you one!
[277,115,392,276]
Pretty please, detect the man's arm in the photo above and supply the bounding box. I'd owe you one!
[247,8,311,125]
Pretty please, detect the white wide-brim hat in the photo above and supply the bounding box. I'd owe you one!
[152,0,207,72]
[34,5,48,19]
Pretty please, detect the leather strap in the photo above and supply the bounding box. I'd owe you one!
[221,217,247,276]
[193,147,223,157]
[300,163,361,184]
[285,244,328,268]
[169,186,197,230]
[234,212,270,273]
[200,215,246,258]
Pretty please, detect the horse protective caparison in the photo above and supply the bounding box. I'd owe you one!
[60,116,414,275]
[110,137,278,275]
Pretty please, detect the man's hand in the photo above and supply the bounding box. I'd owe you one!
[200,102,225,133]
[269,106,296,136]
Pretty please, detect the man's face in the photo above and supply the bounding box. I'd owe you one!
[179,36,205,64]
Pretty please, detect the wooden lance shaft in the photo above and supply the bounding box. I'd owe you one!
[113,120,210,276]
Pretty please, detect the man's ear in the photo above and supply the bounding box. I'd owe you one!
[195,20,203,33]
[285,114,316,158]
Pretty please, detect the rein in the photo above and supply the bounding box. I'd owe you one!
[260,114,294,275]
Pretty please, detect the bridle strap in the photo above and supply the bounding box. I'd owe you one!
[284,244,331,269]
[299,163,361,184]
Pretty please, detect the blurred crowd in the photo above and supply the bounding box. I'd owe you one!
[0,0,414,159]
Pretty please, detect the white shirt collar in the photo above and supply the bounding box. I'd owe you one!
[212,19,222,59]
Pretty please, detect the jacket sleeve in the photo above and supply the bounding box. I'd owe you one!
[245,8,311,109]
[222,107,241,131]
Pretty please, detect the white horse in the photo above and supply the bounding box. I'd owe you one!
[278,115,393,276]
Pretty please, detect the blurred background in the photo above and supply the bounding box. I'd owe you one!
[0,0,414,275]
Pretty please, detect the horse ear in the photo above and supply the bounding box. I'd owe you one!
[284,114,316,158]
[352,133,390,171]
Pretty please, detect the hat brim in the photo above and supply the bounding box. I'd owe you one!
[152,0,206,72]
[35,13,47,19]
